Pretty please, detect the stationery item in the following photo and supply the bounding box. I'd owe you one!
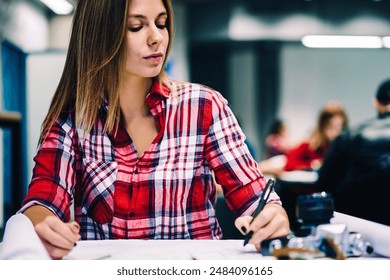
[243,179,275,246]
[331,211,390,258]
[65,239,272,260]
[0,214,50,260]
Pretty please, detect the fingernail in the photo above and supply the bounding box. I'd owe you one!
[74,242,77,247]
[241,226,247,234]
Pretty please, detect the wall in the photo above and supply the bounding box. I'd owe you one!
[280,45,390,142]
[3,1,49,52]
[188,1,390,153]
[26,52,67,181]
[168,2,189,81]
[228,47,260,159]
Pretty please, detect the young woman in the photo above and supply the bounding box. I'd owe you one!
[284,101,348,171]
[20,0,289,259]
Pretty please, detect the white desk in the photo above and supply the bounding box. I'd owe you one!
[65,239,272,260]
[278,170,318,183]
[1,213,389,260]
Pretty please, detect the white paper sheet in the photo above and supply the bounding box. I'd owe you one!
[331,211,390,258]
[65,239,272,260]
[0,214,50,260]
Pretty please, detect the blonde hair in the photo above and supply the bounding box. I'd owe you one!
[40,0,174,141]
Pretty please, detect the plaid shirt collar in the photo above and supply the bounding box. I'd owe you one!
[100,79,170,114]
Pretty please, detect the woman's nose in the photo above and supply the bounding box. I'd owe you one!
[148,25,163,46]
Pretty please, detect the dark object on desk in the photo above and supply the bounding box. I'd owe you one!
[261,193,373,259]
[295,192,334,236]
[296,192,334,227]
[275,175,318,231]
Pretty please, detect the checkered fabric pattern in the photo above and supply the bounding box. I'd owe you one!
[20,80,281,240]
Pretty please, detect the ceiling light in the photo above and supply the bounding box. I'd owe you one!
[40,0,74,15]
[302,35,383,48]
[382,37,390,48]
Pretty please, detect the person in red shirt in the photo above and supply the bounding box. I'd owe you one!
[284,101,348,171]
[18,0,289,259]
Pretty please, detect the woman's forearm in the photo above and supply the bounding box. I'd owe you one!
[23,205,56,226]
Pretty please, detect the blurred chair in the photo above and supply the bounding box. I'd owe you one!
[275,171,319,231]
[215,194,242,239]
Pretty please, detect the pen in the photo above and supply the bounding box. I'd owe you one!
[243,178,275,246]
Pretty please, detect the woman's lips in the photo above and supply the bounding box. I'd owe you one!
[144,53,163,63]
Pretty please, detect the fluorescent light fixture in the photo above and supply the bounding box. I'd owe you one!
[382,37,390,48]
[302,35,383,48]
[40,0,74,15]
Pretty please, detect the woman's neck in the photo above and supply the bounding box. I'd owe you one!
[120,77,153,119]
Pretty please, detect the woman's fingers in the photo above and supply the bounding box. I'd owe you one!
[34,216,81,259]
[234,216,252,235]
[68,221,80,234]
[40,239,72,260]
[249,204,290,245]
[235,204,290,246]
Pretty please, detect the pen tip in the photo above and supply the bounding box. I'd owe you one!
[243,230,253,247]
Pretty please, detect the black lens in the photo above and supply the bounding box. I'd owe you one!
[296,192,334,227]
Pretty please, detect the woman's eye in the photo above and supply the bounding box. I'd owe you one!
[128,26,142,32]
[157,22,167,29]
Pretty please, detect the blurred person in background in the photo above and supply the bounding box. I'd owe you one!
[258,102,348,177]
[264,118,291,159]
[257,118,292,177]
[284,101,349,171]
[317,79,390,226]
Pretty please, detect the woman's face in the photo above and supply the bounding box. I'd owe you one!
[324,115,345,142]
[124,0,169,79]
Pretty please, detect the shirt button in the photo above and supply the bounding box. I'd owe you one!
[129,212,135,217]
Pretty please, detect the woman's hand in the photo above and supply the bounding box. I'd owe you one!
[235,203,290,251]
[24,206,81,259]
[34,216,81,259]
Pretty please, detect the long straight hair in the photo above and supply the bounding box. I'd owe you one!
[40,0,174,141]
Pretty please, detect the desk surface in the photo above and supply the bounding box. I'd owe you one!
[65,239,271,260]
[278,170,318,183]
[1,214,389,260]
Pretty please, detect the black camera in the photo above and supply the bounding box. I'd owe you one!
[262,192,373,259]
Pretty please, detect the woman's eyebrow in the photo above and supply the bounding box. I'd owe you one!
[128,12,167,20]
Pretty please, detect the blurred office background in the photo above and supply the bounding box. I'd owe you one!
[1,0,390,233]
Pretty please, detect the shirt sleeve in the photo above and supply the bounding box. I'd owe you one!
[204,91,281,217]
[19,114,77,222]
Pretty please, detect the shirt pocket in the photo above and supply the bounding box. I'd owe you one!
[81,159,118,224]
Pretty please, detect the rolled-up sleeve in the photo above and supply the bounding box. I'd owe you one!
[204,91,281,217]
[19,115,77,222]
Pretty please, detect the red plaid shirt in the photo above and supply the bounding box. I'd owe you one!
[21,80,280,240]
